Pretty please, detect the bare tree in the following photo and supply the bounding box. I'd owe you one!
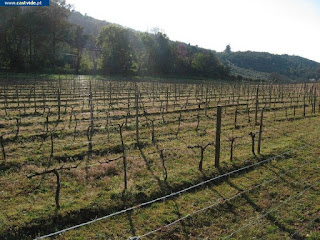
[188,142,214,172]
[118,123,128,191]
[27,163,80,209]
[227,134,242,161]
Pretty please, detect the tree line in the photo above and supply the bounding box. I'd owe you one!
[0,0,231,79]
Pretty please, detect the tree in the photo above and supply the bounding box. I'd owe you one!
[224,44,231,54]
[138,32,157,75]
[73,26,88,74]
[44,0,72,71]
[131,33,147,74]
[187,44,197,73]
[0,0,72,72]
[0,3,233,78]
[86,35,99,75]
[171,43,188,75]
[97,24,134,75]
[192,52,221,76]
[0,7,25,71]
[154,32,173,75]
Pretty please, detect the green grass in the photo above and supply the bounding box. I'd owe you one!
[0,78,319,239]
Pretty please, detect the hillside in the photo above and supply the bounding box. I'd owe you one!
[69,11,111,38]
[69,10,320,82]
[217,51,320,81]
[2,4,318,81]
[225,60,271,81]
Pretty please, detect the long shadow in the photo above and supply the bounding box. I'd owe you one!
[262,164,303,189]
[126,211,136,237]
[121,193,136,237]
[173,138,209,179]
[138,147,170,192]
[3,152,294,239]
[224,178,305,240]
[170,199,190,240]
[275,114,316,123]
[208,186,240,217]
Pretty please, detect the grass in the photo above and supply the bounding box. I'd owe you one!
[0,78,319,239]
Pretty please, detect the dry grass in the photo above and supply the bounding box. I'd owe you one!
[0,78,320,239]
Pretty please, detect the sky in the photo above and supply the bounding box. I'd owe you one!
[66,0,320,63]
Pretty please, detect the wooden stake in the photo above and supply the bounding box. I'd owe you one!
[215,106,222,168]
[258,108,264,154]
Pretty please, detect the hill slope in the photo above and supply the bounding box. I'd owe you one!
[69,10,320,81]
[217,51,319,81]
[69,11,111,38]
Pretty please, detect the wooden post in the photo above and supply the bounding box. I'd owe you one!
[109,82,112,107]
[15,118,21,138]
[215,106,222,168]
[57,88,61,121]
[234,106,238,129]
[50,132,54,159]
[45,114,49,133]
[135,84,139,147]
[119,124,127,190]
[52,169,61,209]
[255,86,259,125]
[205,86,208,116]
[166,87,169,111]
[89,80,94,130]
[87,126,93,154]
[257,108,264,154]
[303,94,306,117]
[313,88,316,114]
[151,120,156,144]
[0,135,6,161]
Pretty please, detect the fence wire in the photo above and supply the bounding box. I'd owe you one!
[130,152,317,239]
[34,143,309,239]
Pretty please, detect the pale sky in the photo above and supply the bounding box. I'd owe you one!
[67,0,320,63]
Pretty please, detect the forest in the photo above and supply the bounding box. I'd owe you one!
[0,0,230,78]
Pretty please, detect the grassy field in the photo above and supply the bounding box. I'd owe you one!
[0,77,319,239]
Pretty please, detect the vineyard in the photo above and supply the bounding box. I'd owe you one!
[0,76,320,239]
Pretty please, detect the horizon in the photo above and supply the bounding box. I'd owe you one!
[67,0,320,63]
